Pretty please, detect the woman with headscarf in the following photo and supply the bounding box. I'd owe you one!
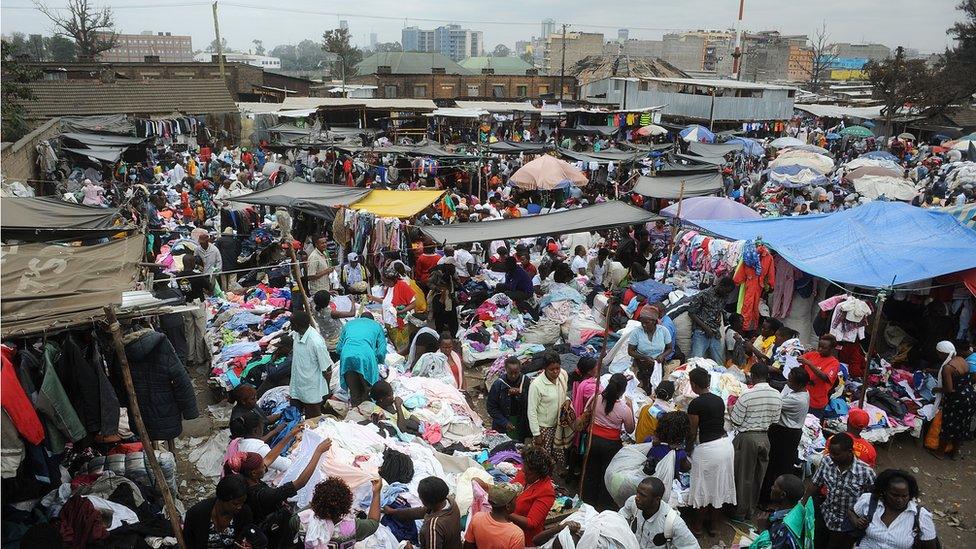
[933,341,976,459]
[579,373,635,511]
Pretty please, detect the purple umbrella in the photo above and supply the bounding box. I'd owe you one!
[661,197,761,220]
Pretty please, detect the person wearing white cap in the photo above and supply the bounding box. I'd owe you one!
[341,252,368,294]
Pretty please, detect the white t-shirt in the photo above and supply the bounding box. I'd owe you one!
[853,493,937,549]
[238,437,293,482]
[570,255,588,274]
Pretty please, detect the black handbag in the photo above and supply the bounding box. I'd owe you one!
[912,505,942,549]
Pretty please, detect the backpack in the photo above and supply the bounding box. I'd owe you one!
[663,508,679,548]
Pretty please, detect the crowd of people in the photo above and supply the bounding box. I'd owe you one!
[6,111,974,549]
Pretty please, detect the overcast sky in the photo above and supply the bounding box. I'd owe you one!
[0,0,962,54]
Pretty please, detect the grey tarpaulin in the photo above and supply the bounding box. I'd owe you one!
[229,179,370,217]
[560,125,619,137]
[61,146,126,164]
[420,201,660,245]
[686,141,743,159]
[655,162,718,176]
[633,172,724,199]
[60,133,151,147]
[673,152,726,166]
[1,234,146,336]
[489,141,553,154]
[556,148,648,164]
[1,197,133,242]
[59,114,136,136]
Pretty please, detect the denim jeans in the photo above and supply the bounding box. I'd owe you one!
[690,328,725,363]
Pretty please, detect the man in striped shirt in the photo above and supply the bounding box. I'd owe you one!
[730,363,783,520]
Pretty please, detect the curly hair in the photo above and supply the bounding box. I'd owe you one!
[521,445,554,479]
[655,411,690,446]
[871,469,920,499]
[310,477,353,522]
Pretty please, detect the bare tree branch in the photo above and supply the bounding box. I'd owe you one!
[804,22,838,93]
[35,0,117,61]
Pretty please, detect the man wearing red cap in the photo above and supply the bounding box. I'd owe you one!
[823,407,877,468]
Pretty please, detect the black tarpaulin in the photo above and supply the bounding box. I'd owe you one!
[1,197,132,242]
[673,152,726,166]
[228,179,369,217]
[421,201,660,245]
[686,141,743,158]
[632,172,724,199]
[560,125,620,137]
[61,146,125,164]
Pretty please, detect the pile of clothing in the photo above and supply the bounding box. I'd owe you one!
[460,294,533,362]
[391,372,484,449]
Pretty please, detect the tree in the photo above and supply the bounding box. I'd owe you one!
[252,39,265,55]
[46,34,76,61]
[35,0,117,61]
[925,0,976,112]
[206,37,234,53]
[322,27,362,78]
[865,47,933,137]
[1,40,41,141]
[492,44,511,57]
[805,22,838,93]
[373,41,402,53]
[520,52,535,65]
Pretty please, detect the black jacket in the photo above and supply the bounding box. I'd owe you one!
[57,335,121,436]
[122,329,199,440]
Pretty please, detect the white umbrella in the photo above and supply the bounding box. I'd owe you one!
[769,136,805,148]
[636,124,667,137]
[951,139,976,151]
[844,157,903,171]
[770,150,835,174]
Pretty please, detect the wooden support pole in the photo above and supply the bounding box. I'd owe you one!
[103,306,187,549]
[286,244,318,328]
[577,295,615,497]
[661,180,686,281]
[858,291,888,408]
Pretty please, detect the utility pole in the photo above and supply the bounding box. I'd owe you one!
[559,23,568,101]
[212,2,225,82]
[731,0,745,79]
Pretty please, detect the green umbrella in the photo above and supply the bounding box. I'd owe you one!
[840,125,874,138]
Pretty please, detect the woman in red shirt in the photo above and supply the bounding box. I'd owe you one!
[799,334,840,419]
[478,445,555,544]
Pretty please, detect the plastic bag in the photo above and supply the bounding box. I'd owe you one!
[604,442,653,507]
[924,410,943,451]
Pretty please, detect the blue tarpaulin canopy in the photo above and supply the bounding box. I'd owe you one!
[694,201,976,288]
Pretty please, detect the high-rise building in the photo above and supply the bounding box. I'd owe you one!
[541,19,555,40]
[96,30,193,63]
[604,30,735,76]
[827,43,891,61]
[740,31,812,82]
[617,28,630,42]
[401,24,483,61]
[339,20,349,31]
[370,33,378,49]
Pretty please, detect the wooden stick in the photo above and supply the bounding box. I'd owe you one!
[661,180,686,281]
[103,306,187,549]
[577,295,615,498]
[858,291,888,408]
[286,244,318,328]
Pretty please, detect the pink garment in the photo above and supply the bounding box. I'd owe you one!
[572,377,597,417]
[589,394,636,433]
[770,255,797,318]
[818,294,847,312]
[219,437,242,477]
[422,422,443,444]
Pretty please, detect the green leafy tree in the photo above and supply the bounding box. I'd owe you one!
[46,35,76,61]
[1,40,42,141]
[322,27,362,78]
[252,39,265,56]
[865,48,933,136]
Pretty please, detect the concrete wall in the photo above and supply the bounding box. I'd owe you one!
[0,118,60,185]
[353,73,570,99]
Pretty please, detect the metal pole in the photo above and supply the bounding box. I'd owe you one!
[577,295,615,497]
[212,2,225,82]
[661,180,686,281]
[858,290,888,408]
[559,24,568,101]
[731,0,745,79]
[103,307,187,549]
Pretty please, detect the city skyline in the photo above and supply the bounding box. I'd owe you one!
[0,0,961,55]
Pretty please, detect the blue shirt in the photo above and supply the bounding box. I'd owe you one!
[629,325,672,359]
[289,327,333,404]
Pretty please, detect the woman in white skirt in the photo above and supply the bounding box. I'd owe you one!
[685,367,736,536]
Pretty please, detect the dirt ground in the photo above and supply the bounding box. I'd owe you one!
[175,364,976,548]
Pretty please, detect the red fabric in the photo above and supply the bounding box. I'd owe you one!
[824,433,877,467]
[390,280,415,328]
[0,345,45,445]
[199,147,211,162]
[837,342,866,378]
[732,246,776,331]
[107,442,144,456]
[591,423,621,441]
[59,495,109,548]
[512,471,555,543]
[801,351,840,409]
[70,474,102,489]
[414,253,441,285]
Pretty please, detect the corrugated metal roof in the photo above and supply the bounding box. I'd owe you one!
[458,56,535,75]
[279,97,437,111]
[454,100,542,113]
[355,52,472,75]
[795,104,884,119]
[646,77,795,91]
[25,79,239,119]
